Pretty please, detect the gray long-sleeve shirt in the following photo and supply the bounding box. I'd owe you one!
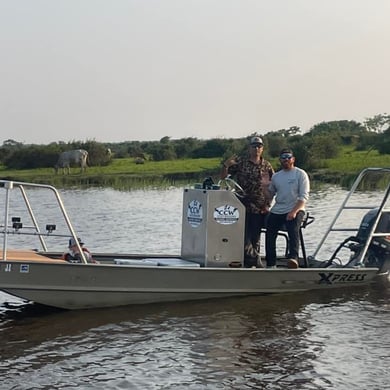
[268,167,310,214]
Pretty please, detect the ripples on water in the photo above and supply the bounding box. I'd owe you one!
[1,185,390,389]
[1,288,389,389]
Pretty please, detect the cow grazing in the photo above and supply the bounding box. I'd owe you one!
[54,149,88,174]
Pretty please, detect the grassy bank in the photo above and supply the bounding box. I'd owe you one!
[0,157,222,189]
[1,148,390,189]
[308,148,390,186]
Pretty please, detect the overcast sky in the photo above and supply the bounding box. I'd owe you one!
[1,0,389,144]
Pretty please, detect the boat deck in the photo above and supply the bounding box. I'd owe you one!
[0,249,66,263]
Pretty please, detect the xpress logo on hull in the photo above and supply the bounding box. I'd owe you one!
[318,272,368,284]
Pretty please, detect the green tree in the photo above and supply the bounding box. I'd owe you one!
[0,139,24,164]
[192,138,229,158]
[173,137,200,159]
[80,140,112,166]
[3,145,59,169]
[309,120,364,139]
[376,128,390,154]
[265,132,289,158]
[146,141,177,161]
[364,113,390,133]
[307,135,340,159]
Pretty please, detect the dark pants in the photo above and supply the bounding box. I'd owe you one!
[265,210,305,266]
[244,212,267,267]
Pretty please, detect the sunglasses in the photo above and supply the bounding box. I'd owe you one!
[251,144,263,148]
[280,154,293,159]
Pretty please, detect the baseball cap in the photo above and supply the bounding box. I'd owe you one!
[69,237,84,247]
[250,136,263,145]
[280,148,293,155]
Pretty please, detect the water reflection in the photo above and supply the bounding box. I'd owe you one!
[1,286,389,389]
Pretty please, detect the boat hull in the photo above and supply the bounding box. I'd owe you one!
[0,260,381,309]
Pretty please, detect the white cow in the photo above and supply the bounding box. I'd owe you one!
[54,149,88,174]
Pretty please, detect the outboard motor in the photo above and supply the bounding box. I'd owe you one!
[347,208,390,271]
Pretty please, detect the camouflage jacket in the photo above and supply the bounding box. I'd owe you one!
[228,157,274,214]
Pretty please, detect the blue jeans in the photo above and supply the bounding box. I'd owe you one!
[265,210,305,266]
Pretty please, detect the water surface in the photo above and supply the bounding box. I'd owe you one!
[1,185,389,389]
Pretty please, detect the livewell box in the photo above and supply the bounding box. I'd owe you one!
[181,188,245,267]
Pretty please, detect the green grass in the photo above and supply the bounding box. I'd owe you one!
[0,157,221,177]
[323,148,390,173]
[0,158,222,188]
[107,157,220,175]
[1,148,389,189]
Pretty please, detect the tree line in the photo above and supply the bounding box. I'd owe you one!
[1,114,389,171]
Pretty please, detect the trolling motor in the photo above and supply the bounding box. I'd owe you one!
[328,208,390,271]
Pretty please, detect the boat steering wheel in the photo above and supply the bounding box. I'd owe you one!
[218,175,246,198]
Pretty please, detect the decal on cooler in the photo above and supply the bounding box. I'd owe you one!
[20,264,29,273]
[187,200,203,228]
[214,205,240,225]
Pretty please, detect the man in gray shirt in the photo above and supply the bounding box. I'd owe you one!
[265,148,310,268]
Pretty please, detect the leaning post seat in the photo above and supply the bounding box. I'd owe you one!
[261,212,314,267]
[299,212,314,267]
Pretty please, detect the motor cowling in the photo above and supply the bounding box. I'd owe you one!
[354,208,390,269]
[357,208,390,245]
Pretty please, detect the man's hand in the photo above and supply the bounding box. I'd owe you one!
[224,155,238,168]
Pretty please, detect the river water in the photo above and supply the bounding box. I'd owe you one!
[0,185,389,389]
